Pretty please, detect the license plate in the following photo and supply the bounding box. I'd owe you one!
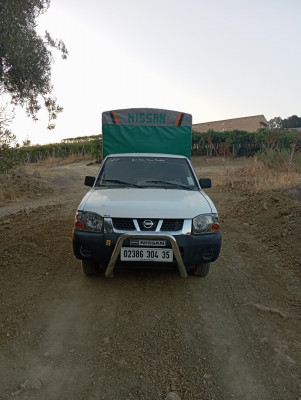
[120,247,173,262]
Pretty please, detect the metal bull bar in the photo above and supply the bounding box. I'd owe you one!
[105,233,187,278]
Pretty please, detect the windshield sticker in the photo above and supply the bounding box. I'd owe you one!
[107,158,120,163]
[132,158,166,163]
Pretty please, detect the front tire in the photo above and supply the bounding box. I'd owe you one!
[82,260,98,276]
[193,263,210,277]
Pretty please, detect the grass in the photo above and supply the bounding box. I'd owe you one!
[23,153,92,169]
[215,150,301,193]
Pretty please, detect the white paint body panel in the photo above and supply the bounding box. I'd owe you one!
[78,188,216,219]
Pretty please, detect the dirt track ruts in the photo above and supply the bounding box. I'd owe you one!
[0,157,300,400]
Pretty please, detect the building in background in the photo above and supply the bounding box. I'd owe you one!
[193,115,268,133]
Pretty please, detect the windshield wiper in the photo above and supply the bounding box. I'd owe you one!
[101,179,142,188]
[145,180,195,190]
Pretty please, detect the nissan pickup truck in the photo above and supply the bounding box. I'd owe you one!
[72,108,221,278]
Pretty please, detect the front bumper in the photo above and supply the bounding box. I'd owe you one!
[72,229,222,277]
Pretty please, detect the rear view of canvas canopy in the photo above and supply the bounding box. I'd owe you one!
[102,108,192,159]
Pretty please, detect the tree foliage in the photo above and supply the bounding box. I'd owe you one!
[268,116,283,130]
[268,115,301,130]
[0,105,20,172]
[0,0,68,128]
[282,115,301,129]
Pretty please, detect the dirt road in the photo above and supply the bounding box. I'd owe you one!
[0,157,300,400]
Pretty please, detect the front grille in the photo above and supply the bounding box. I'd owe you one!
[113,218,135,231]
[161,219,183,231]
[112,218,184,232]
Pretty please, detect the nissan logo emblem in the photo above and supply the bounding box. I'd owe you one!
[143,220,154,229]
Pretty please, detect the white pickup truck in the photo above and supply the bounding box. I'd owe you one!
[72,109,221,278]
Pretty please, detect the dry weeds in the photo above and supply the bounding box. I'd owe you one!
[215,156,301,193]
[23,153,91,169]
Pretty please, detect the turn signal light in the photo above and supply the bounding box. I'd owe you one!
[75,220,84,230]
[212,223,220,231]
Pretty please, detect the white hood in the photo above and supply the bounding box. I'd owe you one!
[78,188,216,219]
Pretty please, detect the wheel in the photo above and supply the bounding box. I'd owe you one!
[82,260,98,276]
[98,263,106,271]
[193,263,210,277]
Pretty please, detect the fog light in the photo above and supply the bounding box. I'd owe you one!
[80,245,91,257]
[202,247,213,261]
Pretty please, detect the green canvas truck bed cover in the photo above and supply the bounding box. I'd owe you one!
[102,108,192,159]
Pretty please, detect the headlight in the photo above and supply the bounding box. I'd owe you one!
[192,214,219,234]
[74,211,103,232]
[193,215,209,233]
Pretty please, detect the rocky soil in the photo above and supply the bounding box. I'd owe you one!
[0,157,300,400]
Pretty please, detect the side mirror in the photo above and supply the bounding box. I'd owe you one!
[84,176,96,187]
[199,178,211,189]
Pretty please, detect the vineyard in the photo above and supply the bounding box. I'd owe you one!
[0,135,102,172]
[1,130,301,173]
[192,129,301,157]
[18,135,102,163]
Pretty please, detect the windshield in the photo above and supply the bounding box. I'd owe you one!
[96,156,198,190]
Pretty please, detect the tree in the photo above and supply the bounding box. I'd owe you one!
[0,105,20,172]
[0,0,68,129]
[268,117,283,130]
[22,137,31,147]
[282,115,301,129]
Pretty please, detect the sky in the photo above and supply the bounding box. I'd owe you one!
[8,0,301,145]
